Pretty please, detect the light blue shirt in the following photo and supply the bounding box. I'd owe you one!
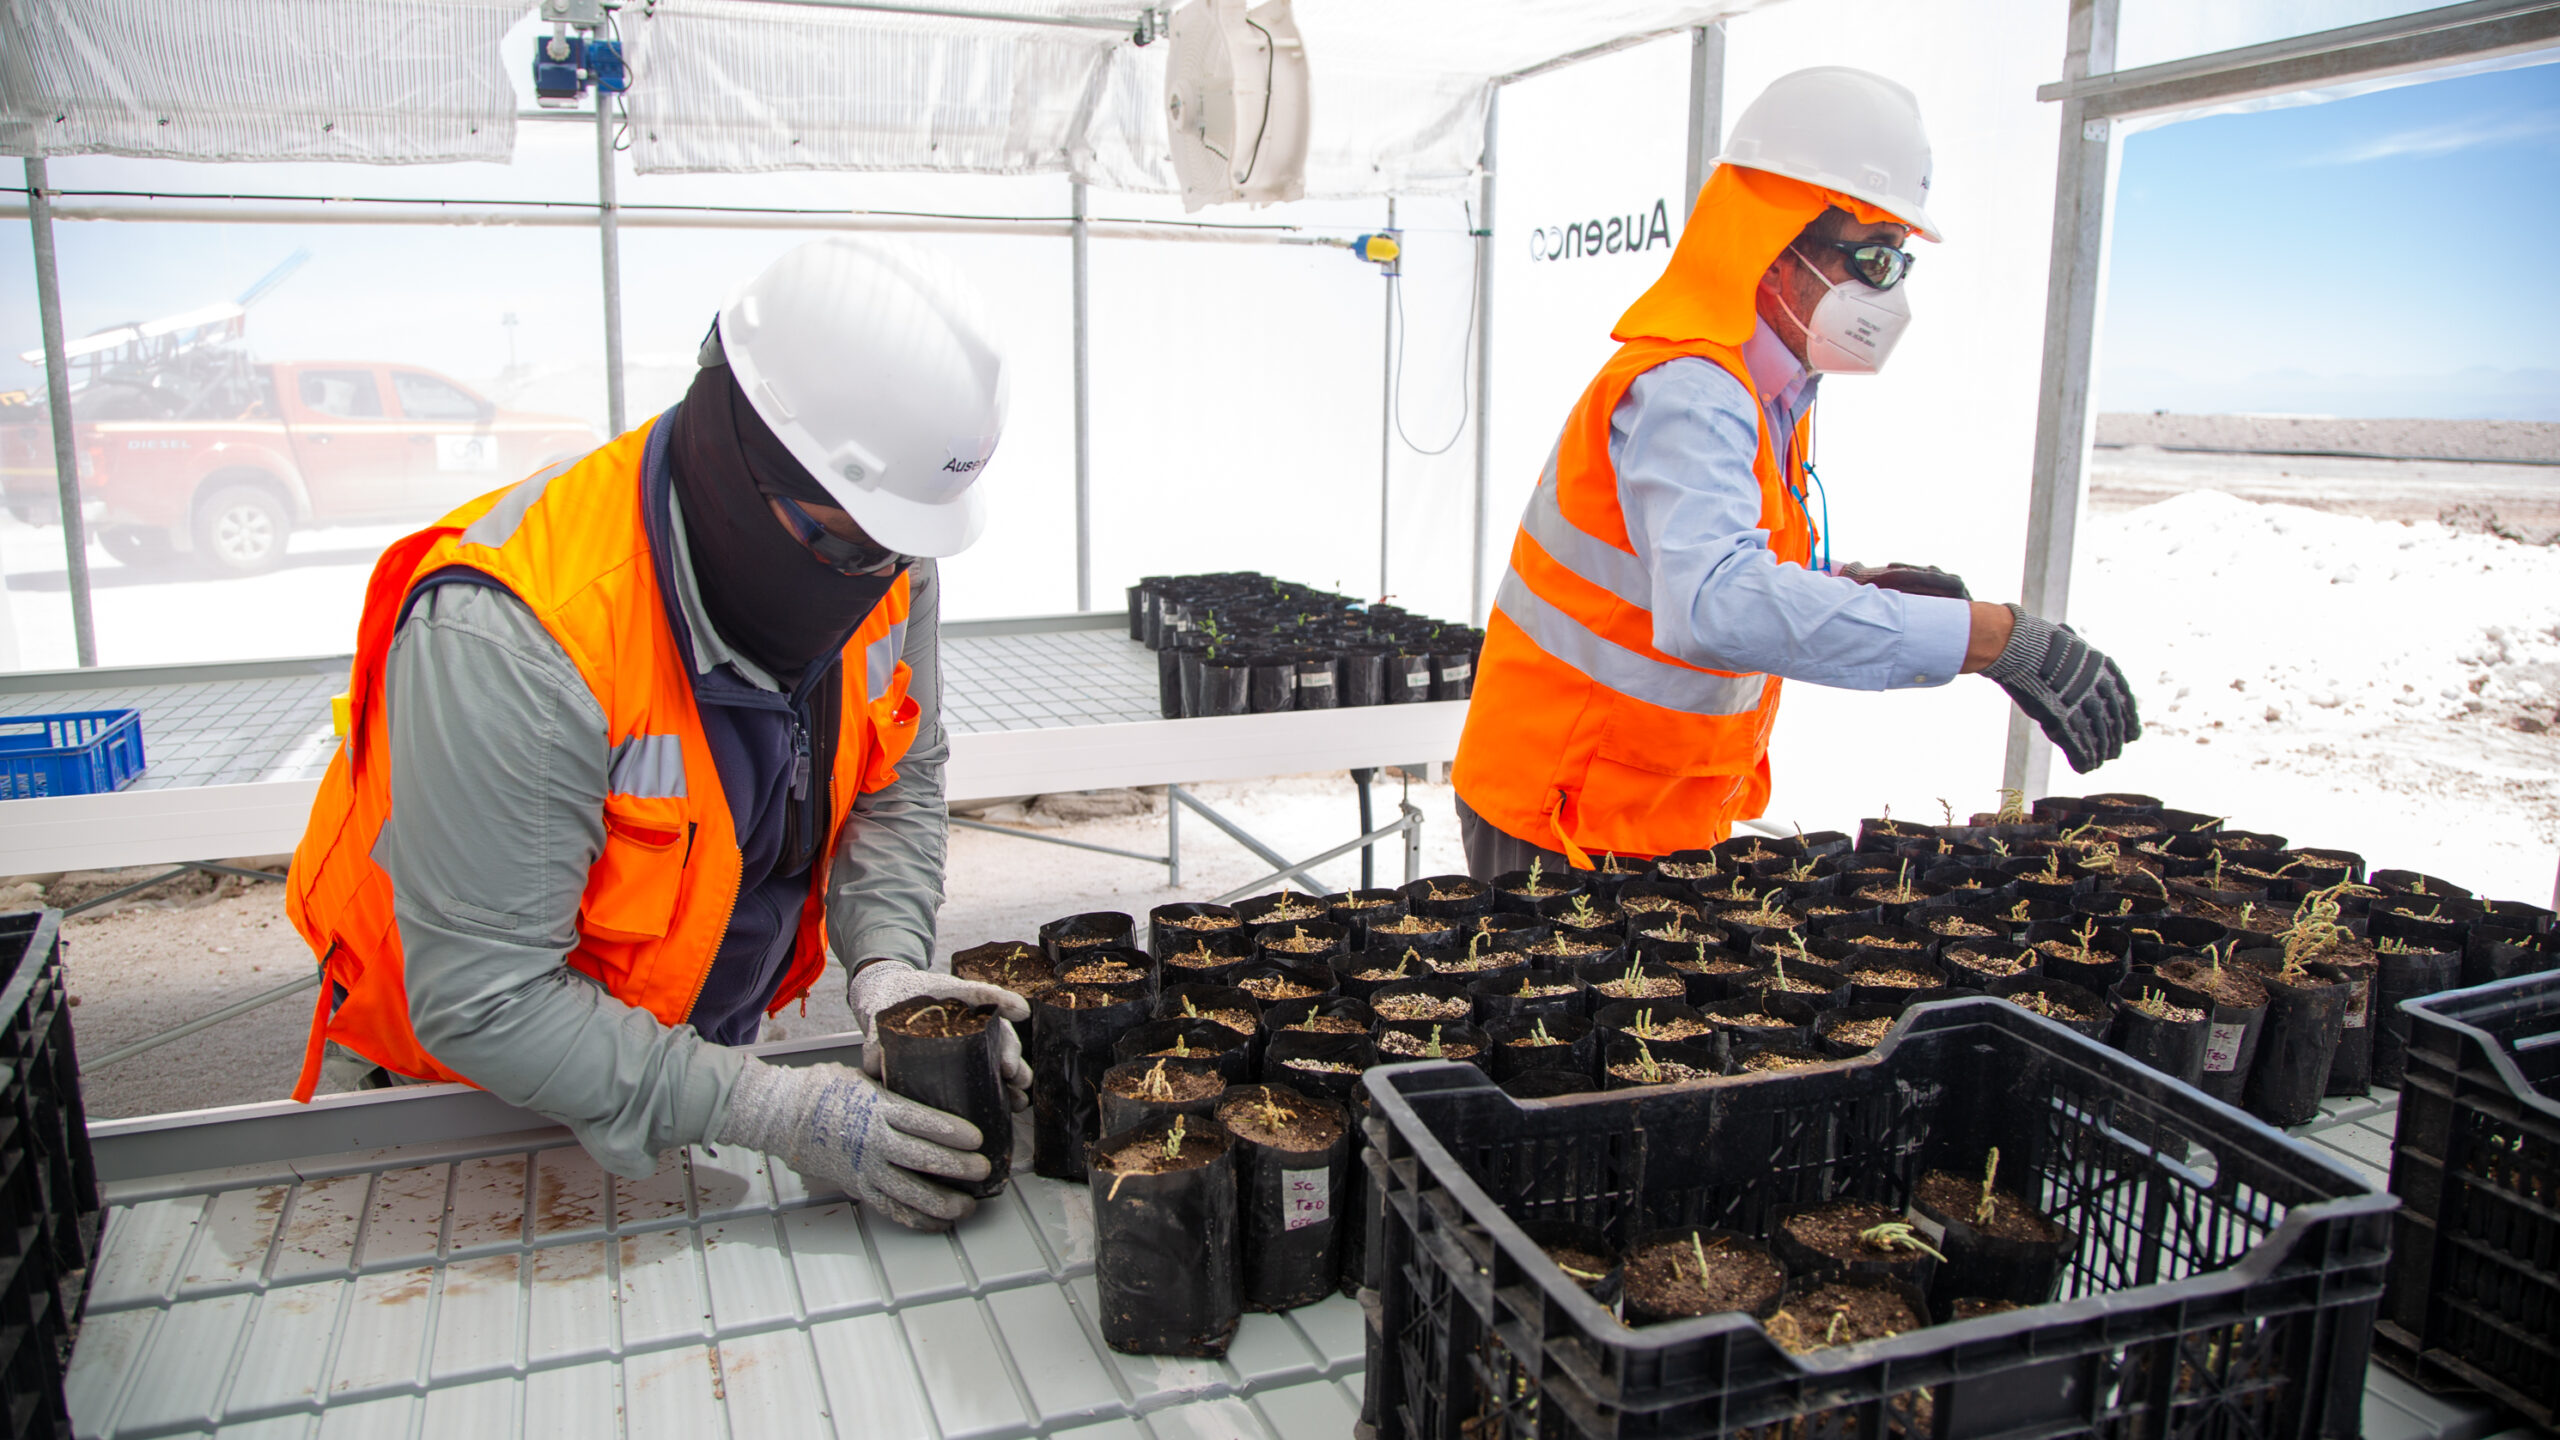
[1609,321,1972,690]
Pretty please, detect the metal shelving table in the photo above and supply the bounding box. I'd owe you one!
[0,612,1468,877]
[73,1036,1369,1440]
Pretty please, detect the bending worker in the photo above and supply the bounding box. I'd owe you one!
[1453,68,2141,876]
[287,238,1028,1231]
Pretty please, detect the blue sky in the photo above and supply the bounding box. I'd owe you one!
[2101,60,2560,419]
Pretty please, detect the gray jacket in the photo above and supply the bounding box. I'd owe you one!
[377,502,947,1177]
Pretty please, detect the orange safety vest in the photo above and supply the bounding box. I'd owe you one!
[1452,339,1814,865]
[284,417,922,1100]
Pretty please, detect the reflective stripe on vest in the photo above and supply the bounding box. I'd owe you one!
[1516,446,1650,609]
[865,618,907,701]
[1492,570,1767,716]
[608,733,687,799]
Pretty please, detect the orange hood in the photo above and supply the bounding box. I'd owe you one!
[1614,164,1906,348]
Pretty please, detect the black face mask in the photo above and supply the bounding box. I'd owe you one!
[665,364,899,680]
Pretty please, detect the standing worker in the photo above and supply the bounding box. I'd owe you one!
[1454,68,2142,876]
[287,238,1029,1231]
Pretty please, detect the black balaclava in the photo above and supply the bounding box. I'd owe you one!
[665,362,898,680]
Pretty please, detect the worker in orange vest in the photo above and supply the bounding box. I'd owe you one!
[289,239,1028,1230]
[1453,68,2140,876]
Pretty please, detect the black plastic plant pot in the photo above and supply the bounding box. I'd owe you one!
[1839,958,1948,1010]
[1701,993,1817,1049]
[1337,650,1387,708]
[2462,926,2551,987]
[2072,889,2170,924]
[1149,902,1244,960]
[1908,1170,2078,1309]
[2368,896,2481,954]
[950,940,1056,1002]
[2025,923,2133,994]
[875,997,1013,1199]
[1620,1226,1785,1327]
[1359,910,1460,953]
[1430,651,1475,701]
[1984,975,2111,1040]
[1602,1034,1723,1089]
[1855,817,1938,853]
[2126,915,2228,967]
[1233,889,1333,937]
[1918,902,2016,946]
[1536,892,1629,939]
[1728,1036,1839,1077]
[1043,911,1138,968]
[1936,938,2037,990]
[1262,996,1376,1048]
[1492,870,1580,918]
[1241,655,1294,714]
[1745,931,1853,971]
[1339,947,1452,1002]
[2242,965,2349,1128]
[1469,967,1589,1024]
[1233,963,1335,1009]
[1649,849,1722,885]
[1998,856,2094,903]
[1772,1199,1940,1293]
[1819,921,1937,969]
[2156,957,2270,1106]
[1581,854,1651,904]
[1031,986,1154,1181]
[2372,868,2473,900]
[1813,1002,1906,1058]
[2105,977,2213,1085]
[1098,1055,1230,1134]
[2371,946,2461,1086]
[1261,1031,1377,1105]
[1157,930,1256,987]
[1579,958,1690,1008]
[1522,931,1626,976]
[1502,1069,1597,1100]
[2312,958,2377,1096]
[1749,957,1852,1011]
[1156,982,1262,1034]
[1516,1219,1625,1311]
[1711,833,1808,869]
[1791,897,1886,935]
[1196,657,1251,716]
[1467,912,1552,952]
[1090,1114,1241,1357]
[1052,944,1158,999]
[1921,865,2011,905]
[1425,947,1531,994]
[1488,1013,1599,1081]
[1382,652,1433,704]
[1114,1018,1252,1084]
[2081,791,2163,816]
[1615,882,1704,929]
[1254,919,1351,971]
[1156,644,1186,719]
[1665,948,1761,1008]
[1292,657,1340,711]
[1367,977,1477,1030]
[1374,1019,1492,1071]
[1215,1084,1352,1312]
[1403,874,1492,922]
[1323,889,1408,945]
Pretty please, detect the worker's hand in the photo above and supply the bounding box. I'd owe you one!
[1982,605,2142,773]
[1842,561,1972,600]
[716,1057,988,1230]
[848,962,1032,1110]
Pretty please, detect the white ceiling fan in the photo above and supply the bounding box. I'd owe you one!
[1162,0,1310,211]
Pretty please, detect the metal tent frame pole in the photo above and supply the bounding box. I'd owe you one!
[1469,93,1498,625]
[1072,178,1094,611]
[597,97,628,437]
[1683,22,1727,216]
[23,158,96,668]
[1377,195,1396,601]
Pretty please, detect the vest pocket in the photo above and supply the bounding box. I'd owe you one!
[580,810,684,942]
[859,668,920,793]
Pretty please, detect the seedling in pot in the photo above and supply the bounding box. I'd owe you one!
[1139,1060,1176,1102]
[1974,1149,2000,1226]
[1858,1221,1949,1263]
[1996,788,2028,825]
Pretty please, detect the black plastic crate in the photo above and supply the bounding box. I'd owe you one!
[0,911,101,1440]
[1359,998,2392,1440]
[2376,970,2560,1429]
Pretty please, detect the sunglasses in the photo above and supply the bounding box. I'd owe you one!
[1799,239,1917,291]
[775,495,905,577]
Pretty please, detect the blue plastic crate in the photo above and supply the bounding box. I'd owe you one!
[0,709,146,799]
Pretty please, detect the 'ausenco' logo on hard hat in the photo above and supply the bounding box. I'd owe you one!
[942,456,986,474]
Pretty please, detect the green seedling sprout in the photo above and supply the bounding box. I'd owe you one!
[1558,1263,1608,1282]
[1525,856,1545,894]
[1635,1039,1663,1085]
[1689,1232,1719,1283]
[1170,1036,1192,1057]
[1567,894,1600,927]
[1826,1310,1846,1345]
[1467,929,1489,961]
[1425,1025,1446,1059]
[1990,838,2011,858]
[2009,898,2033,922]
[1162,1116,1188,1162]
[2131,988,2175,1020]
[2040,850,2067,881]
[1772,950,1789,990]
[1530,1017,1554,1046]
[2377,936,2414,955]
[1391,949,1417,979]
[1996,788,2028,825]
[1975,1148,2001,1226]
[1182,995,1200,1018]
[1938,797,1955,827]
[1859,1221,1949,1263]
[1139,1059,1175,1101]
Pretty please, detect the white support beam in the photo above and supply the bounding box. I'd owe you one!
[1683,22,1727,218]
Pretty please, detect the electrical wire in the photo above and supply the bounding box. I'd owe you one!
[1389,205,1480,457]
[1236,15,1276,187]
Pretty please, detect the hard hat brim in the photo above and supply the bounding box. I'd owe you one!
[813,468,989,560]
[1712,154,1942,243]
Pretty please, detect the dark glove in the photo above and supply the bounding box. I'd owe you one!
[1982,605,2141,773]
[1842,561,1971,600]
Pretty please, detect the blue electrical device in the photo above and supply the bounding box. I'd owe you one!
[532,35,626,105]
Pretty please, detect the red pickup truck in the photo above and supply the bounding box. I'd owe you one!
[3,361,598,576]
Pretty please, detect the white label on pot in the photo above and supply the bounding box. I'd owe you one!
[1440,663,1471,682]
[1283,1169,1329,1230]
[2204,1021,2246,1072]
[2343,980,2370,1029]
[1904,1207,1947,1247]
[1404,671,1430,688]
[1299,671,1333,687]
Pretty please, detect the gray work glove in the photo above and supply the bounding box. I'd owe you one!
[849,961,1032,1109]
[1842,561,1972,600]
[1982,604,2142,774]
[717,1057,988,1230]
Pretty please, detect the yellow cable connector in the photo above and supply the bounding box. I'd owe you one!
[1352,232,1401,265]
[330,691,351,738]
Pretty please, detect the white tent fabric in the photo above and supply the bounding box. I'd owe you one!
[0,0,525,164]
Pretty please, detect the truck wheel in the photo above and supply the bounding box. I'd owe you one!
[100,525,179,571]
[193,483,291,576]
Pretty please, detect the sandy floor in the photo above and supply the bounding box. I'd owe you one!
[2090,447,2560,532]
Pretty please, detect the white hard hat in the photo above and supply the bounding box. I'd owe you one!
[718,236,1008,558]
[1716,67,1941,243]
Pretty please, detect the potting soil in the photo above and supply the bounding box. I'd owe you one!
[1106,1062,1224,1104]
[1372,993,1470,1022]
[1766,1283,1924,1352]
[1543,1246,1616,1293]
[1608,1059,1715,1085]
[1826,1015,1896,1049]
[1063,959,1148,985]
[1592,975,1686,1000]
[1912,1173,2066,1247]
[1739,1049,1827,1072]
[1375,1030,1481,1059]
[1235,974,1322,1001]
[1623,1237,1784,1322]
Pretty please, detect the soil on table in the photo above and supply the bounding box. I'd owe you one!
[1621,1016,1713,1043]
[1849,932,1926,952]
[1263,928,1338,955]
[1106,1062,1225,1103]
[1376,1030,1483,1060]
[1544,1245,1617,1293]
[1506,1025,1578,1049]
[1766,1282,1924,1352]
[1101,1122,1229,1178]
[1739,1050,1826,1073]
[1914,1172,2065,1245]
[2004,991,2101,1023]
[1930,876,2002,895]
[878,999,991,1039]
[1504,980,1582,999]
[1624,1235,1784,1321]
[1593,974,1686,1001]
[1373,993,1472,1022]
[1608,1058,1716,1085]
[1797,900,1871,918]
[1826,1016,1895,1049]
[1950,1297,2022,1320]
[1431,948,1519,974]
[2033,939,2109,965]
[1371,915,1448,937]
[1237,974,1322,1002]
[2159,959,2269,1008]
[1281,1014,1369,1035]
[1856,881,1926,906]
[1847,966,1935,989]
[1942,946,2030,977]
[1217,1090,1344,1151]
[1528,935,1616,960]
[1063,959,1149,986]
[1927,916,2003,939]
[954,945,1053,995]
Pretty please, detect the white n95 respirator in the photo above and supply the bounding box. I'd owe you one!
[1775,251,1913,376]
